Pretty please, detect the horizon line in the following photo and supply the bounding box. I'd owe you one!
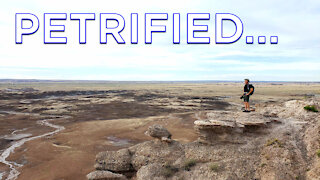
[0,78,319,83]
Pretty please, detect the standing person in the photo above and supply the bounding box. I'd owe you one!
[242,79,254,112]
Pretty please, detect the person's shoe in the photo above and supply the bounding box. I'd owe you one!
[245,110,251,113]
[243,110,248,112]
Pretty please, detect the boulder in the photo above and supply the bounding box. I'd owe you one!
[129,140,184,170]
[136,163,166,180]
[86,170,127,180]
[145,124,172,139]
[95,148,132,172]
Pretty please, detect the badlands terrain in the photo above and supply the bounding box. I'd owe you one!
[0,80,319,180]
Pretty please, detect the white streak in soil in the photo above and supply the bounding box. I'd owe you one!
[0,112,67,180]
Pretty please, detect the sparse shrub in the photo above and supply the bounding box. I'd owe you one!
[317,149,320,158]
[304,105,318,112]
[162,164,179,177]
[260,163,267,168]
[266,138,283,147]
[183,159,197,171]
[306,168,310,171]
[265,154,270,160]
[209,163,220,172]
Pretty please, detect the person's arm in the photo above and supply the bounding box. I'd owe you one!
[246,88,253,95]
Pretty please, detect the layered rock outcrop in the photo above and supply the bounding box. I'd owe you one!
[87,99,320,180]
[194,111,280,144]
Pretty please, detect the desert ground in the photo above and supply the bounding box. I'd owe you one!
[0,81,319,180]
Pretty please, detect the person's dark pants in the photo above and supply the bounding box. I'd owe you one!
[244,95,250,102]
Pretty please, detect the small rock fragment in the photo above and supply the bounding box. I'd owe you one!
[145,124,172,139]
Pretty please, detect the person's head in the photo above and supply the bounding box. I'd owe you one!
[244,79,250,84]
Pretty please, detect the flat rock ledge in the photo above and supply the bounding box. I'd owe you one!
[194,111,280,144]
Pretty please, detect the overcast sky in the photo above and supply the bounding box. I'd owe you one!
[0,0,319,81]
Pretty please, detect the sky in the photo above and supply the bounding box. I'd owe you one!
[0,0,320,81]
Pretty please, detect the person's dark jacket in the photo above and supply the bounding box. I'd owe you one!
[244,84,254,95]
